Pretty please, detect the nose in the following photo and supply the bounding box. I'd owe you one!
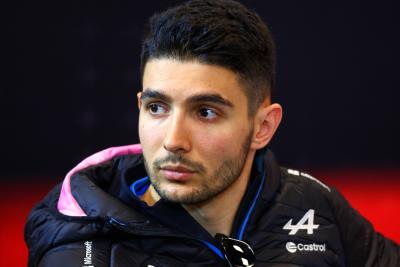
[163,112,191,153]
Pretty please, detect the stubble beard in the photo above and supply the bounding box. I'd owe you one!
[143,128,254,205]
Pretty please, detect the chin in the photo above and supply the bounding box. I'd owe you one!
[160,187,195,203]
[157,185,209,204]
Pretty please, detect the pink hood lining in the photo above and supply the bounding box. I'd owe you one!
[57,144,142,216]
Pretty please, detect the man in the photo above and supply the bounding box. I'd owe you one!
[25,0,399,266]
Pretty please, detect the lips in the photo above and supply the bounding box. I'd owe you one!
[160,165,196,182]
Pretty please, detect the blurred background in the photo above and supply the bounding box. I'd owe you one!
[3,0,399,266]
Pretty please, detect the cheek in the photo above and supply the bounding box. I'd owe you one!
[198,135,227,155]
[139,118,164,153]
[195,126,248,158]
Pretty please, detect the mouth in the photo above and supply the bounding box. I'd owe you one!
[159,165,197,181]
[161,165,196,172]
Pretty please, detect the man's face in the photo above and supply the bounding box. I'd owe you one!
[138,59,255,204]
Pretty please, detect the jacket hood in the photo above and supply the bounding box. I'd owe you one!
[58,144,143,216]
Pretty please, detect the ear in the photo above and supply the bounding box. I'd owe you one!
[251,100,283,150]
[137,92,142,110]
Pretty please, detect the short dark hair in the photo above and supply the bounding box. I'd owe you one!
[140,0,276,115]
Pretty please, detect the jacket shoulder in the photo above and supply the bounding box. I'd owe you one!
[277,167,333,214]
[276,167,400,266]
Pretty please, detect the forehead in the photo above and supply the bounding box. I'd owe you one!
[142,59,247,104]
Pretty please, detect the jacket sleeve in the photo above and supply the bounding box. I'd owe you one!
[36,240,111,267]
[329,187,400,266]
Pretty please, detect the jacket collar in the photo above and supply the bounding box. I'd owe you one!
[231,148,282,239]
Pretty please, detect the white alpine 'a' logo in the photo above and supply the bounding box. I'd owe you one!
[283,209,319,235]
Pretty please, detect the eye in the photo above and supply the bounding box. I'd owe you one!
[146,103,168,115]
[197,108,218,120]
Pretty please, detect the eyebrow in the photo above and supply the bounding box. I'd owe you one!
[141,89,234,108]
[140,89,171,102]
[188,94,234,108]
